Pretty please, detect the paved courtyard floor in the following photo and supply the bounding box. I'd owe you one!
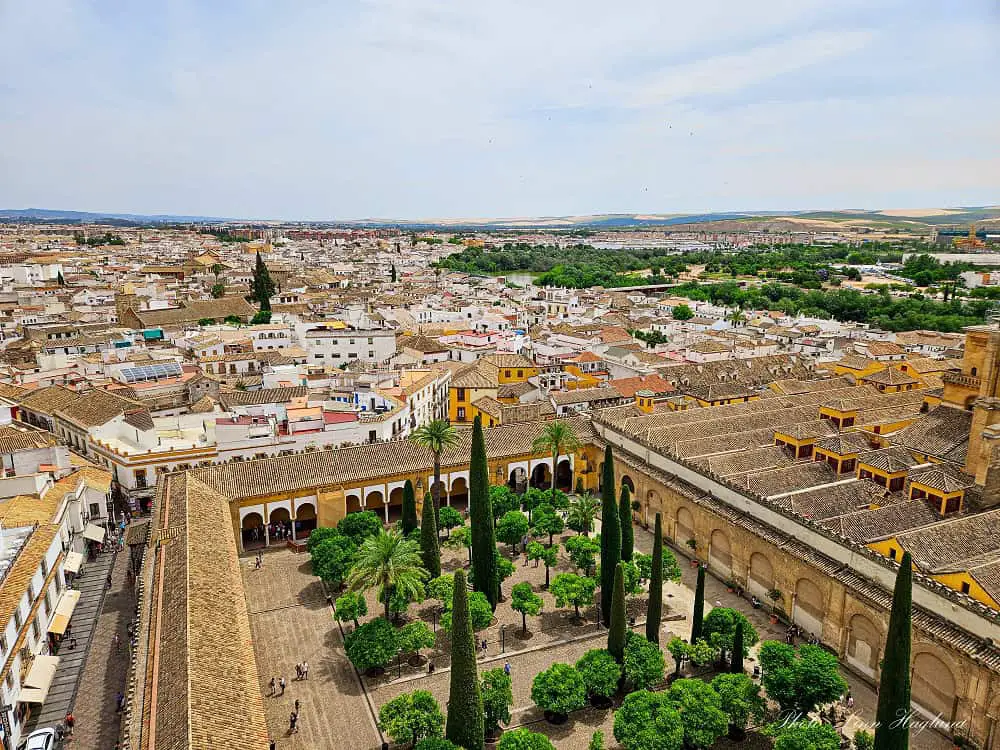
[244,519,952,750]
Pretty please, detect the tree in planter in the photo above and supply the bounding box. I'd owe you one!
[398,621,436,662]
[490,486,520,527]
[427,575,454,606]
[550,573,596,620]
[531,663,587,721]
[481,667,513,738]
[686,639,718,669]
[386,581,427,623]
[646,513,664,644]
[527,541,557,588]
[667,636,687,677]
[531,503,564,546]
[496,511,530,554]
[410,420,460,528]
[440,591,493,634]
[874,551,912,750]
[468,416,499,610]
[711,673,765,741]
[379,690,445,747]
[447,526,472,564]
[306,526,340,552]
[613,690,684,750]
[771,722,840,750]
[532,420,580,508]
[337,510,383,544]
[564,534,600,576]
[599,446,621,624]
[691,565,706,643]
[496,729,555,750]
[421,492,441,579]
[759,641,847,716]
[311,533,357,589]
[619,484,634,561]
[346,529,428,621]
[567,493,600,536]
[438,506,465,535]
[767,588,783,616]
[401,480,419,536]
[445,570,484,750]
[608,563,627,662]
[665,678,728,750]
[622,632,666,690]
[702,607,757,666]
[575,649,621,704]
[854,730,875,750]
[345,617,399,672]
[511,582,543,634]
[335,591,368,628]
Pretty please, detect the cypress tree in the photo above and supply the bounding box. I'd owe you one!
[731,621,744,674]
[401,479,418,536]
[691,565,706,644]
[446,569,485,750]
[249,251,275,312]
[619,484,634,562]
[645,513,663,645]
[420,491,441,579]
[874,551,913,750]
[469,415,498,610]
[599,446,621,624]
[608,562,627,662]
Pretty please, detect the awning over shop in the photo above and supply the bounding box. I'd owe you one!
[82,523,106,543]
[17,655,59,703]
[48,590,81,636]
[63,551,83,575]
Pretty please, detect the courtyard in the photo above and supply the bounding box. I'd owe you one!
[243,518,952,750]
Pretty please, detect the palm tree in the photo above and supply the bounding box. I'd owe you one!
[726,305,744,327]
[410,419,460,526]
[532,420,580,507]
[566,493,601,536]
[346,529,428,620]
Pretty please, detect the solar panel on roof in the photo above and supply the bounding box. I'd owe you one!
[120,361,182,383]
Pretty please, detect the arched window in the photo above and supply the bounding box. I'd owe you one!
[971,367,978,377]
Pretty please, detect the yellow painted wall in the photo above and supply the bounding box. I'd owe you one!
[832,360,885,380]
[497,366,538,385]
[933,572,1000,608]
[449,385,497,422]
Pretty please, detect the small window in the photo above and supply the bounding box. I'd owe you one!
[889,548,897,560]
[971,367,978,377]
[961,581,971,595]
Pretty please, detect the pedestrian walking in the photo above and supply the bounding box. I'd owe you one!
[295,663,302,680]
[278,676,286,695]
[116,691,124,713]
[268,677,276,696]
[107,574,113,588]
[65,712,75,735]
[294,699,300,713]
[289,712,298,734]
[270,740,276,750]
[113,632,121,652]
[503,661,511,677]
[302,661,309,680]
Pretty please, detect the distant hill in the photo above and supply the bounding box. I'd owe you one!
[2,206,998,230]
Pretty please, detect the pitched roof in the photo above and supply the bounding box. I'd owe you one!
[218,386,308,408]
[56,389,147,429]
[17,385,82,415]
[893,406,972,460]
[129,297,256,328]
[858,446,922,474]
[897,508,1000,574]
[862,367,918,386]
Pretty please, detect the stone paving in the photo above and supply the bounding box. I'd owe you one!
[66,539,136,749]
[25,546,117,735]
[244,547,381,750]
[245,517,952,750]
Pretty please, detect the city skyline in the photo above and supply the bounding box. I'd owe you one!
[1,1,998,220]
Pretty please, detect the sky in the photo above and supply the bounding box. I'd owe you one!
[1,0,998,220]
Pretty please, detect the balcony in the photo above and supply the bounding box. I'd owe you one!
[942,372,981,389]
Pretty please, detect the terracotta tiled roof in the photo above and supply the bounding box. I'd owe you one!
[893,406,972,460]
[550,387,623,406]
[858,446,922,474]
[193,417,595,500]
[56,389,147,429]
[16,385,82,415]
[821,498,942,543]
[897,508,1000,574]
[862,367,918,386]
[218,386,308,408]
[0,424,58,453]
[145,473,270,750]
